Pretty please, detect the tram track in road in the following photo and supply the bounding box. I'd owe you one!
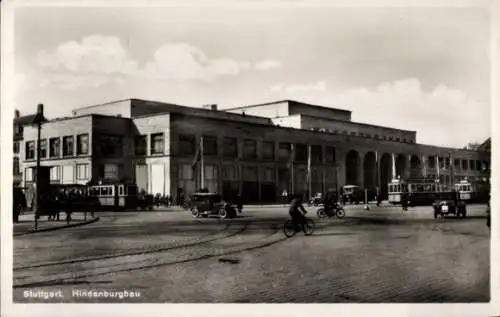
[14,218,292,289]
[14,218,237,271]
[13,218,252,287]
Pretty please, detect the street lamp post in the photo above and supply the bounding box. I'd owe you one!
[33,104,45,230]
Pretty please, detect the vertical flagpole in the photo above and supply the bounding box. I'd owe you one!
[422,155,427,177]
[290,143,295,195]
[449,152,453,190]
[200,136,205,190]
[436,154,440,180]
[307,144,312,200]
[391,153,396,180]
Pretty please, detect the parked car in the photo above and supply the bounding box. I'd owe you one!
[190,192,237,219]
[341,185,364,204]
[432,192,467,219]
[307,193,323,206]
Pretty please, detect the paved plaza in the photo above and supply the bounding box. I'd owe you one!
[13,204,490,303]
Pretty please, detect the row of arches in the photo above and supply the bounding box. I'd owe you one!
[345,151,423,198]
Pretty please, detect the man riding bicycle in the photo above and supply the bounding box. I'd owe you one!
[289,193,307,230]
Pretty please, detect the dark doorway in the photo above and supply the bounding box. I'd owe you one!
[345,150,360,186]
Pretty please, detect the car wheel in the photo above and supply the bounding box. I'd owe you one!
[336,208,346,219]
[219,208,227,219]
[317,208,327,219]
[192,209,201,218]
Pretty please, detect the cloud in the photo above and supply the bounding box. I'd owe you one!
[36,34,138,75]
[330,78,489,147]
[139,43,251,82]
[254,60,282,71]
[32,35,284,90]
[271,80,327,93]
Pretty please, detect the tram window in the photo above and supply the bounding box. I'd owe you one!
[119,186,124,196]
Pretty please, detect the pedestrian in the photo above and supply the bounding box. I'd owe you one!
[282,189,288,206]
[401,191,408,211]
[376,188,382,207]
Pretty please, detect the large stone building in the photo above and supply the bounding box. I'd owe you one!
[19,98,490,202]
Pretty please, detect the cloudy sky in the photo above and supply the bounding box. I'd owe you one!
[13,1,491,147]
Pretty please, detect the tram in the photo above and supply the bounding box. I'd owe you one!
[454,178,490,204]
[87,182,140,210]
[388,178,445,206]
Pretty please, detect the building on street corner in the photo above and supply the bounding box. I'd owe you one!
[18,99,490,203]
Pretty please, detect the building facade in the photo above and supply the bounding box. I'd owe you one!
[19,99,491,202]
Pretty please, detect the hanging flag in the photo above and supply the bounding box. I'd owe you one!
[191,143,201,170]
[191,136,204,170]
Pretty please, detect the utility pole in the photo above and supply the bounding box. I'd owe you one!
[33,104,45,230]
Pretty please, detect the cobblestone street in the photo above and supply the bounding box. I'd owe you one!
[13,204,490,303]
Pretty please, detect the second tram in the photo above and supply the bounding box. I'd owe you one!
[388,178,446,206]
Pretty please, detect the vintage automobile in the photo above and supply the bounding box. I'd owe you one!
[190,192,237,219]
[432,192,467,219]
[341,185,364,204]
[307,193,323,206]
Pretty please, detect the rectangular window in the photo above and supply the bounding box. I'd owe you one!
[242,139,257,159]
[261,167,275,182]
[311,145,322,163]
[40,139,47,158]
[151,133,164,154]
[203,135,218,156]
[179,164,194,180]
[295,144,307,162]
[242,165,258,181]
[223,137,238,158]
[262,141,275,160]
[476,160,481,171]
[49,138,60,158]
[77,134,89,155]
[204,165,217,180]
[13,141,20,154]
[134,135,147,155]
[454,159,460,168]
[62,136,74,157]
[25,141,35,160]
[396,137,401,142]
[100,135,123,157]
[428,156,435,168]
[462,159,468,170]
[222,165,237,180]
[103,164,119,180]
[25,167,33,182]
[13,157,20,175]
[445,157,450,168]
[469,160,475,170]
[179,134,195,156]
[351,132,357,136]
[325,146,336,163]
[50,166,61,181]
[278,142,292,161]
[76,164,90,180]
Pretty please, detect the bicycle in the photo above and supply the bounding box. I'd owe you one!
[283,216,315,238]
